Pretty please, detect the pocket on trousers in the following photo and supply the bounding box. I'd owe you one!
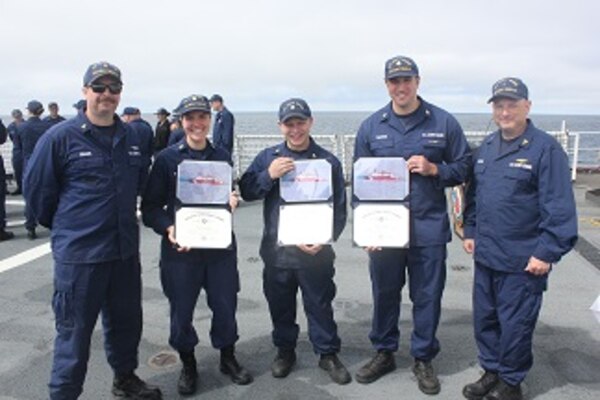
[52,279,74,331]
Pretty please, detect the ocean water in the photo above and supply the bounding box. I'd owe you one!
[2,111,599,165]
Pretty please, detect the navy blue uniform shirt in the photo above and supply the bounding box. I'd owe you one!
[212,107,234,156]
[239,138,347,268]
[43,115,66,127]
[141,139,236,264]
[19,116,49,160]
[463,120,578,272]
[7,121,22,158]
[23,111,147,263]
[354,98,471,247]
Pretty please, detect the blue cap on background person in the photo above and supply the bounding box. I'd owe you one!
[174,95,211,115]
[11,109,23,118]
[26,100,44,114]
[385,55,419,79]
[121,106,140,116]
[83,61,122,86]
[278,98,311,123]
[73,99,86,110]
[488,77,529,103]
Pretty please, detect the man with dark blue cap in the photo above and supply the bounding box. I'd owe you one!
[353,55,471,394]
[73,99,86,110]
[0,118,15,241]
[239,98,352,385]
[461,78,577,400]
[19,99,49,239]
[209,94,235,160]
[7,109,24,195]
[44,102,66,127]
[142,94,252,395]
[24,61,162,400]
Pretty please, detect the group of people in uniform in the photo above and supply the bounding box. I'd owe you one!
[3,55,577,400]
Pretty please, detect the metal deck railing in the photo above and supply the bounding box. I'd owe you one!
[2,128,598,183]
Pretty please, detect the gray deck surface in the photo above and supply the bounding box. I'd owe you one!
[0,176,598,399]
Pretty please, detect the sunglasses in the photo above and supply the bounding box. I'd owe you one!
[88,82,123,94]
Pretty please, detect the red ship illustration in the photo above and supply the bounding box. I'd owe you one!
[365,170,401,181]
[191,176,225,185]
[292,173,326,183]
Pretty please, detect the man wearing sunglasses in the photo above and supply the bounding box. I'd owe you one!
[24,62,161,400]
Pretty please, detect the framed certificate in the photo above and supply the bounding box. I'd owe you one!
[277,203,333,245]
[176,160,232,205]
[353,157,409,201]
[280,159,332,202]
[353,203,409,248]
[175,207,232,249]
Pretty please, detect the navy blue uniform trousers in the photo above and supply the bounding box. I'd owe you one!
[160,252,240,353]
[263,262,341,355]
[49,257,142,400]
[368,245,446,361]
[473,262,545,385]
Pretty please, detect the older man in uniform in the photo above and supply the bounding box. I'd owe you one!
[24,61,162,400]
[461,78,577,400]
[353,55,471,395]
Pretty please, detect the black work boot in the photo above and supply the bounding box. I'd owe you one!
[412,359,441,395]
[271,348,296,378]
[463,371,499,399]
[220,345,253,385]
[27,228,37,240]
[178,351,198,396]
[112,371,162,400]
[355,350,396,384]
[483,379,522,400]
[0,230,14,241]
[318,353,352,385]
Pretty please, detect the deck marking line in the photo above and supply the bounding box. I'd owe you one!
[0,243,52,274]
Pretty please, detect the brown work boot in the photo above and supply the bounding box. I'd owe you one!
[318,353,351,385]
[463,371,499,399]
[412,359,441,395]
[355,351,396,384]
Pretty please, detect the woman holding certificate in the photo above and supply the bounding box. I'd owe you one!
[239,98,351,385]
[141,95,252,396]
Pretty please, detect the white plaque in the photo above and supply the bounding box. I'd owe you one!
[353,203,409,248]
[175,207,232,249]
[277,203,333,245]
[176,160,232,205]
[280,159,332,202]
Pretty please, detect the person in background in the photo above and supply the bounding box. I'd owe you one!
[121,106,154,173]
[142,95,252,396]
[167,115,184,146]
[353,55,471,395]
[7,109,24,195]
[209,94,235,160]
[73,99,86,111]
[24,61,161,400]
[461,77,577,400]
[19,100,49,239]
[0,118,15,241]
[153,107,171,154]
[239,98,352,385]
[44,102,66,127]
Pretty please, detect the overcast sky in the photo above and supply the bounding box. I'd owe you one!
[1,0,599,115]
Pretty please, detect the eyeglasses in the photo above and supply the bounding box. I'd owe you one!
[88,83,123,95]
